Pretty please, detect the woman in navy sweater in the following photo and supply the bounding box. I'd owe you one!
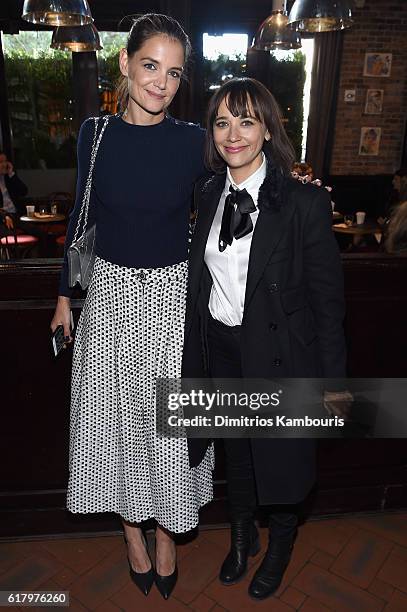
[50,14,213,600]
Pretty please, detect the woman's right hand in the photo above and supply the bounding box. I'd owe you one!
[50,296,73,344]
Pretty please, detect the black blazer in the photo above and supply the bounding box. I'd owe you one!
[182,160,347,505]
[0,173,28,216]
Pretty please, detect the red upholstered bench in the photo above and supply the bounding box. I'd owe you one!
[1,235,38,245]
[0,234,39,259]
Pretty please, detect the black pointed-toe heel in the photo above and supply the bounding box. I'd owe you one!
[154,565,178,600]
[128,559,155,596]
[124,532,154,596]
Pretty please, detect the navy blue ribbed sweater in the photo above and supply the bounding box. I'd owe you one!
[59,114,206,296]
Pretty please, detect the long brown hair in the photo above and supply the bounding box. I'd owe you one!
[117,13,192,111]
[205,77,295,175]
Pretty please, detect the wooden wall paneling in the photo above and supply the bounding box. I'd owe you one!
[327,174,393,219]
[1,255,407,538]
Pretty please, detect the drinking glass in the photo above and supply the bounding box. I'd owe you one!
[344,214,354,227]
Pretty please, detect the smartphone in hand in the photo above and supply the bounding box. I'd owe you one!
[52,325,66,358]
[51,311,75,358]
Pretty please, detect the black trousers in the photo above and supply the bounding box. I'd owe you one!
[207,315,298,539]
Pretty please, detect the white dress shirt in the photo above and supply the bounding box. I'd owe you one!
[205,153,267,326]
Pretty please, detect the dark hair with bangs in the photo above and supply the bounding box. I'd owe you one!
[205,77,295,175]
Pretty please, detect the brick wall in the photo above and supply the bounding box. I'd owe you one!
[330,0,407,175]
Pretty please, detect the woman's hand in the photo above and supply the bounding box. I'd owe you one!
[4,215,14,230]
[291,171,332,192]
[323,390,354,418]
[50,296,73,344]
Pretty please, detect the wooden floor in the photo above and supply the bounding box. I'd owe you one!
[1,512,407,611]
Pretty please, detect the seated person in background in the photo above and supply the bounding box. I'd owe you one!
[0,152,28,238]
[378,168,407,225]
[385,201,407,255]
[0,209,15,239]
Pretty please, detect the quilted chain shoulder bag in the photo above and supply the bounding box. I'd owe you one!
[67,114,110,289]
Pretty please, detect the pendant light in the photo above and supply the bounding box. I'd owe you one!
[252,0,302,51]
[22,0,93,26]
[287,0,353,32]
[51,24,102,52]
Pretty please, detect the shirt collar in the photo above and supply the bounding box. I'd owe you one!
[224,152,267,205]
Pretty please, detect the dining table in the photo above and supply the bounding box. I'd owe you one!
[19,213,67,256]
[333,220,383,248]
[20,213,66,224]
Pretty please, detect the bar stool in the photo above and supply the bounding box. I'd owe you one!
[55,234,66,257]
[0,232,39,260]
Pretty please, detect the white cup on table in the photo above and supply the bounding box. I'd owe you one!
[26,205,35,217]
[356,211,366,225]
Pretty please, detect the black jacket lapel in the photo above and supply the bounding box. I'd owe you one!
[185,174,225,339]
[243,180,295,315]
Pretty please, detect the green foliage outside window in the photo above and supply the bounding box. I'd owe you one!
[97,32,128,114]
[203,53,247,113]
[3,32,76,169]
[268,51,306,161]
[98,32,127,86]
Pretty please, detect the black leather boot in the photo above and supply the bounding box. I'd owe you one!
[219,519,260,585]
[248,517,297,600]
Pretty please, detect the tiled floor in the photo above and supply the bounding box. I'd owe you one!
[1,513,406,611]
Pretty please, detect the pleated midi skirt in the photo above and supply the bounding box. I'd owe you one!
[67,256,214,533]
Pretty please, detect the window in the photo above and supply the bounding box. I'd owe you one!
[97,32,128,115]
[202,33,248,107]
[2,31,76,169]
[269,39,314,162]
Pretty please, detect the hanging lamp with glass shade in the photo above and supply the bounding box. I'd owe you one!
[287,0,353,32]
[51,24,102,52]
[252,0,301,51]
[22,0,93,26]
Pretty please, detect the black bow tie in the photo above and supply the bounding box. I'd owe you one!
[219,185,256,252]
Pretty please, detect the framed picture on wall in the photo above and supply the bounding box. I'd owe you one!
[359,127,381,156]
[363,53,392,77]
[365,89,384,114]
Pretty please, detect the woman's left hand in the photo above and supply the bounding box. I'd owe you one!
[323,390,354,418]
[4,215,14,230]
[291,171,332,192]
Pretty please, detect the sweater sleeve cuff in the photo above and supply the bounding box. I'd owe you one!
[58,266,74,298]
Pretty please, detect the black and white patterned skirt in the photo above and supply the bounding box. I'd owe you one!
[67,256,214,533]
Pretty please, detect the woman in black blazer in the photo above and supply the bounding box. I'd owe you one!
[182,78,350,600]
